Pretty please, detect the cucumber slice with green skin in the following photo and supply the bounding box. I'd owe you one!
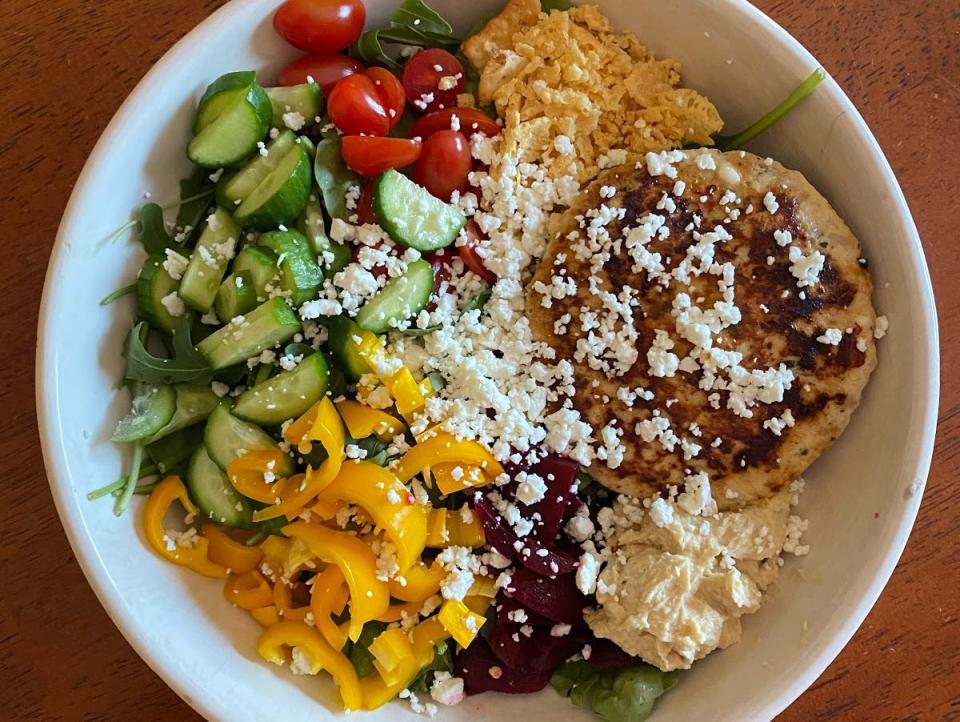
[355,259,435,333]
[266,84,323,129]
[204,403,295,475]
[187,78,272,169]
[112,382,177,443]
[373,169,466,251]
[235,142,312,231]
[233,246,280,303]
[138,256,191,333]
[146,424,205,474]
[187,445,254,527]
[194,71,259,133]
[258,230,322,305]
[216,130,298,209]
[298,196,350,274]
[197,297,301,371]
[233,352,329,426]
[325,316,371,382]
[214,271,257,323]
[146,384,220,443]
[178,208,241,312]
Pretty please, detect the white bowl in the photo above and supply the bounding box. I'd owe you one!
[37,0,939,719]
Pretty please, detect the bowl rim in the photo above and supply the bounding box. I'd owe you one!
[36,0,940,720]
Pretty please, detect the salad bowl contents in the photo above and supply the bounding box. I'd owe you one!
[43,0,931,720]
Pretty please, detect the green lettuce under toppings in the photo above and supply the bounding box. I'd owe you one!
[551,660,680,722]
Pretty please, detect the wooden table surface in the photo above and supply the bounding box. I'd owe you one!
[1,0,957,719]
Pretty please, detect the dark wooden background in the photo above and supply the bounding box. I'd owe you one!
[1,0,957,719]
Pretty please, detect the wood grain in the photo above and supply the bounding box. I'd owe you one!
[0,0,957,720]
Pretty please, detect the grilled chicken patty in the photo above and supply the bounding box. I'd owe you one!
[527,148,879,507]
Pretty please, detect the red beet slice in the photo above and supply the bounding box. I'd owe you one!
[528,456,580,545]
[455,637,553,695]
[506,567,586,624]
[475,497,577,577]
[488,619,580,673]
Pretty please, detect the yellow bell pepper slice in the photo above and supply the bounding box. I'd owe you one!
[258,621,362,711]
[254,398,345,522]
[425,507,449,547]
[359,617,451,710]
[464,594,494,616]
[336,399,404,442]
[355,333,427,421]
[224,570,274,610]
[226,449,287,504]
[310,564,350,650]
[143,476,227,578]
[467,575,497,599]
[369,627,413,675]
[273,578,311,622]
[438,599,486,649]
[202,525,264,573]
[425,507,484,548]
[394,431,503,482]
[316,460,427,574]
[250,605,280,627]
[284,521,389,642]
[376,600,422,624]
[388,561,444,602]
[432,462,491,495]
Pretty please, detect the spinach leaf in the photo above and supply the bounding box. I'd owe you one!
[314,136,360,222]
[137,203,174,255]
[351,0,460,70]
[551,661,679,722]
[346,621,386,677]
[146,424,205,474]
[351,434,390,466]
[99,283,137,306]
[175,167,216,242]
[406,640,452,696]
[461,289,491,314]
[124,318,213,386]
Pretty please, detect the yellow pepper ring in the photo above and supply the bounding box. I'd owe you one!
[283,521,390,642]
[335,399,405,442]
[310,565,350,650]
[226,450,286,504]
[394,431,504,483]
[142,476,227,578]
[257,621,362,711]
[201,524,264,573]
[223,570,274,610]
[387,561,444,603]
[316,460,428,574]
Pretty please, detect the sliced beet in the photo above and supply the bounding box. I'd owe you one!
[528,457,580,545]
[506,567,586,624]
[455,637,553,695]
[488,620,580,673]
[475,497,577,577]
[584,637,645,670]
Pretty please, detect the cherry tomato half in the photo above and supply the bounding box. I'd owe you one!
[364,67,406,127]
[277,53,364,94]
[402,49,465,112]
[423,251,454,296]
[356,181,376,225]
[342,136,422,176]
[328,74,391,136]
[273,0,365,54]
[459,219,496,284]
[410,107,501,140]
[414,130,471,201]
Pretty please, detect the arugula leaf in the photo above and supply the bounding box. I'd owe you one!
[714,68,826,151]
[347,621,386,677]
[407,640,452,696]
[351,0,460,70]
[551,661,679,722]
[461,289,491,315]
[146,425,205,473]
[392,0,454,35]
[314,136,360,222]
[137,203,174,255]
[541,0,572,10]
[175,167,215,242]
[351,434,390,466]
[99,283,137,306]
[124,318,213,386]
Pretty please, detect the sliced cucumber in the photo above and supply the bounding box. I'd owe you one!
[216,130,298,208]
[188,74,272,168]
[266,84,323,129]
[373,169,465,251]
[326,316,371,382]
[233,245,280,302]
[146,424,205,474]
[146,384,220,443]
[258,230,322,305]
[298,196,350,274]
[178,208,241,312]
[187,445,254,527]
[235,141,312,231]
[204,403,294,475]
[138,256,190,333]
[214,271,257,322]
[355,259,434,333]
[233,353,329,426]
[197,297,301,371]
[112,382,176,443]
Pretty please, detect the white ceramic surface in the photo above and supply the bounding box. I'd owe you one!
[37,0,939,720]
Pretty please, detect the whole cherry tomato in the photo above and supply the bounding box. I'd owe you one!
[273,0,365,54]
[364,67,406,127]
[458,219,496,284]
[414,130,471,201]
[342,136,422,176]
[402,49,465,112]
[277,54,364,94]
[356,181,376,225]
[328,74,391,136]
[410,107,501,140]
